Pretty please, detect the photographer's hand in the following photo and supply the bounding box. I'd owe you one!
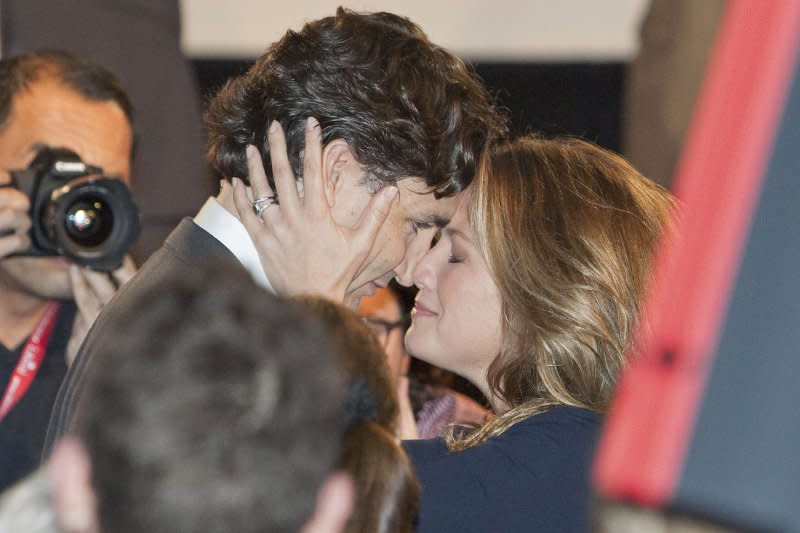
[66,255,137,366]
[0,188,31,257]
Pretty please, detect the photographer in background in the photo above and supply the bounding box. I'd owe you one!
[0,49,137,490]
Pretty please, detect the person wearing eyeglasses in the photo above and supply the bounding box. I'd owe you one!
[359,285,490,440]
[359,286,411,380]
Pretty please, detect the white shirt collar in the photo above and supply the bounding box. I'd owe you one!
[193,197,273,291]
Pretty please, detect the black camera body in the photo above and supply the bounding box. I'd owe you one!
[8,147,141,271]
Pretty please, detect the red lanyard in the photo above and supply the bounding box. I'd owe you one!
[0,302,60,422]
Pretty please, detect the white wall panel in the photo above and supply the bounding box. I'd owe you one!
[181,0,650,60]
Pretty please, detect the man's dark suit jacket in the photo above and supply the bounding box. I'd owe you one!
[42,219,239,456]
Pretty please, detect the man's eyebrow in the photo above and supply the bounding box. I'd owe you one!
[21,143,48,161]
[410,214,450,229]
[6,143,49,172]
[444,226,470,241]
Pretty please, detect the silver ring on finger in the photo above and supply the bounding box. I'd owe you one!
[253,194,278,218]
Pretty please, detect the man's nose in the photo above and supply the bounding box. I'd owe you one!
[395,227,438,286]
[394,260,414,287]
[411,248,436,291]
[395,242,428,287]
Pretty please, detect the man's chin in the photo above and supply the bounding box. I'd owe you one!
[0,256,73,300]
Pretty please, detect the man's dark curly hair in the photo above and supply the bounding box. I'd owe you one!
[205,7,507,197]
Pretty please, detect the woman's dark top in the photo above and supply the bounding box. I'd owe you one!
[404,406,601,533]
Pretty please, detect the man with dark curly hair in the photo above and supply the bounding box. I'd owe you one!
[44,7,507,451]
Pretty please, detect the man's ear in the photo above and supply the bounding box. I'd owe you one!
[49,437,100,533]
[321,139,359,208]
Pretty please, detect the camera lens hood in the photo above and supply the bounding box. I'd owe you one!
[9,147,140,270]
[46,176,141,271]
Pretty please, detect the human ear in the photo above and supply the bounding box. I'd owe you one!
[49,437,100,533]
[321,139,357,208]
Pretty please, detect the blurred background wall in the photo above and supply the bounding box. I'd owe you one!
[186,0,647,156]
[184,0,723,189]
[180,0,649,60]
[1,0,725,257]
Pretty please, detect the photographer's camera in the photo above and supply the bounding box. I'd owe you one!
[4,146,140,271]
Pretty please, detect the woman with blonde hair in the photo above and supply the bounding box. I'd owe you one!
[402,136,673,531]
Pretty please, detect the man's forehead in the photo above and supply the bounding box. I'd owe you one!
[398,177,460,224]
[6,79,133,182]
[447,189,473,227]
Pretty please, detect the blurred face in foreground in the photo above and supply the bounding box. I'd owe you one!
[358,287,409,379]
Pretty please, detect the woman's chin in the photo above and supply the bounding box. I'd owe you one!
[404,330,442,368]
[403,327,426,360]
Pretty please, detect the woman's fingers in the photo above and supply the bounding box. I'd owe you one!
[232,177,273,238]
[244,144,284,225]
[352,185,398,252]
[265,121,300,214]
[229,118,396,305]
[302,117,326,211]
[245,144,277,209]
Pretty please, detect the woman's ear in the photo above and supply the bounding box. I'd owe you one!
[321,139,357,208]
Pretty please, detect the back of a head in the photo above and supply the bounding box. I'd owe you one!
[205,8,507,196]
[296,295,399,430]
[473,136,674,413]
[76,265,347,533]
[0,48,133,130]
[294,296,419,533]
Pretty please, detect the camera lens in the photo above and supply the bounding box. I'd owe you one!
[42,174,139,270]
[64,196,114,248]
